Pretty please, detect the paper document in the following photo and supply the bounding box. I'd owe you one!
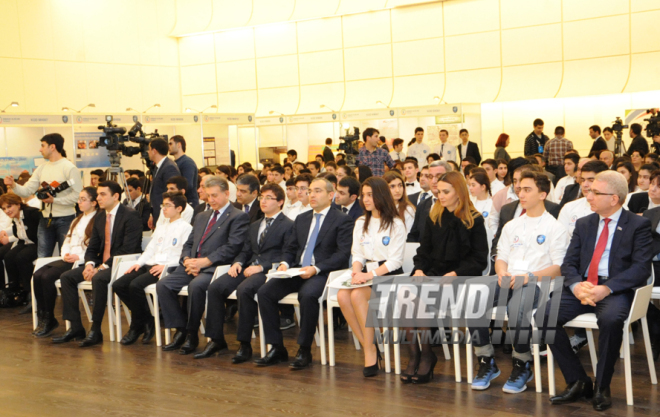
[266,268,304,279]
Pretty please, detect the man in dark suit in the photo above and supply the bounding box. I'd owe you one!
[123,177,151,231]
[334,176,363,222]
[628,123,649,157]
[232,173,263,224]
[53,181,142,347]
[457,128,481,165]
[408,166,433,208]
[322,138,335,163]
[588,125,608,155]
[643,205,660,359]
[556,161,609,213]
[407,160,450,243]
[255,177,353,369]
[627,191,649,213]
[148,138,180,226]
[157,176,249,354]
[538,170,653,411]
[194,183,294,361]
[192,175,211,224]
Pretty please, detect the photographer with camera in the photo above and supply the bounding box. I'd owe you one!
[356,128,395,177]
[4,134,83,261]
[147,138,180,228]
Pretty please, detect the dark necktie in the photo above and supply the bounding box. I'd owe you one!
[197,210,219,257]
[432,197,437,205]
[520,208,526,216]
[244,204,250,213]
[342,207,348,214]
[588,218,611,285]
[259,217,274,246]
[406,183,415,187]
[419,193,429,203]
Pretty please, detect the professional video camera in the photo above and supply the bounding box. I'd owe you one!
[644,108,660,138]
[36,180,72,200]
[611,116,628,157]
[339,127,360,167]
[98,115,168,169]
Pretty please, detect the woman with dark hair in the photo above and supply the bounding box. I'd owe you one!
[336,165,354,182]
[31,187,100,337]
[468,172,495,233]
[616,161,638,193]
[336,177,406,377]
[631,150,645,172]
[494,134,511,162]
[401,172,489,384]
[216,165,237,202]
[496,159,510,185]
[355,165,373,183]
[383,171,415,233]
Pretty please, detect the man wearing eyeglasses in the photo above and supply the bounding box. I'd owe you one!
[284,174,313,221]
[538,170,653,411]
[407,160,452,243]
[155,176,193,228]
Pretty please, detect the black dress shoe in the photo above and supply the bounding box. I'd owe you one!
[120,328,143,345]
[194,340,228,359]
[179,334,199,355]
[592,383,612,411]
[32,311,45,336]
[35,315,59,338]
[162,330,187,351]
[254,346,288,366]
[79,330,103,347]
[142,322,155,345]
[224,303,238,323]
[232,344,253,364]
[289,348,312,370]
[550,380,594,405]
[52,328,86,344]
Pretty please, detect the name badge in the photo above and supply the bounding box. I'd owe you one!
[155,253,168,263]
[512,260,530,272]
[366,262,379,272]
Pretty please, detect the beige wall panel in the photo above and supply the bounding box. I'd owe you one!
[632,10,660,53]
[207,0,253,31]
[140,66,162,111]
[258,125,287,147]
[82,2,115,64]
[137,1,163,66]
[497,63,562,102]
[443,68,500,103]
[50,0,86,62]
[342,10,391,48]
[175,124,204,165]
[443,0,500,36]
[480,102,503,158]
[248,0,296,26]
[22,60,57,112]
[85,63,117,113]
[55,61,89,111]
[500,0,561,29]
[501,24,562,66]
[299,50,344,85]
[298,82,344,114]
[182,93,217,112]
[297,17,343,53]
[111,1,142,65]
[115,64,145,112]
[0,58,25,106]
[17,0,54,60]
[254,24,297,58]
[179,34,216,67]
[563,15,629,61]
[0,1,21,58]
[217,60,257,92]
[215,29,256,62]
[632,0,660,12]
[444,32,500,72]
[256,86,300,115]
[161,66,182,112]
[238,125,258,165]
[171,0,213,36]
[257,55,299,89]
[499,98,565,157]
[562,0,628,21]
[290,0,340,21]
[393,38,444,76]
[391,74,444,107]
[337,0,388,16]
[391,2,443,43]
[180,64,217,96]
[343,78,393,110]
[156,0,180,66]
[557,56,629,98]
[630,90,660,109]
[624,52,660,93]
[5,127,44,159]
[216,90,257,113]
[344,44,392,81]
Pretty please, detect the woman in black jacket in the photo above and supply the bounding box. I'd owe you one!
[401,171,489,384]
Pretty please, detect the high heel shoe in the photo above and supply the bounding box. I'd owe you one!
[412,354,437,384]
[363,349,382,377]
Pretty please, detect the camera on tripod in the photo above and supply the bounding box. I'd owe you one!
[644,109,660,138]
[97,115,168,168]
[339,127,360,167]
[36,180,71,200]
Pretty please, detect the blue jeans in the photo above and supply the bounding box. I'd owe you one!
[37,215,75,258]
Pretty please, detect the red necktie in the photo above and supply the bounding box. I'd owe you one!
[587,218,611,285]
[103,213,111,263]
[520,208,526,216]
[197,211,219,257]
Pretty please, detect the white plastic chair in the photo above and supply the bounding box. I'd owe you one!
[547,274,658,405]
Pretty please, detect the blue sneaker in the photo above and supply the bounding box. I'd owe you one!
[471,356,500,390]
[502,358,533,393]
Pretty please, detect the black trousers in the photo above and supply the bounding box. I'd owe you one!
[60,265,112,331]
[4,242,38,291]
[257,273,327,347]
[112,265,159,330]
[205,271,255,341]
[536,288,633,389]
[32,259,73,315]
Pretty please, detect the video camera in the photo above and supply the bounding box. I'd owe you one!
[36,180,72,200]
[98,115,168,168]
[339,127,360,167]
[644,109,660,138]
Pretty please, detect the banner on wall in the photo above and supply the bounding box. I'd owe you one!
[0,157,36,177]
[625,109,657,130]
[74,131,110,168]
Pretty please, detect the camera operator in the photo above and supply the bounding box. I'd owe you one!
[147,138,180,228]
[5,133,83,259]
[169,135,199,207]
[356,128,395,177]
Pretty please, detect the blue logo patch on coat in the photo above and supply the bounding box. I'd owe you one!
[482,211,489,218]
[172,238,177,246]
[537,235,546,244]
[382,236,390,246]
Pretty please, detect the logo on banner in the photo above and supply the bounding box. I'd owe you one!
[194,115,199,122]
[389,110,394,116]
[145,116,151,123]
[62,116,69,123]
[204,115,209,122]
[279,117,284,123]
[248,115,253,122]
[401,109,407,116]
[537,235,546,245]
[76,116,82,123]
[332,114,337,120]
[452,106,458,113]
[133,115,138,122]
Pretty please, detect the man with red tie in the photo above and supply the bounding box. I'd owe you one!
[538,170,653,411]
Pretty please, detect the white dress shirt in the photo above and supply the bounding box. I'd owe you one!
[351,217,406,274]
[473,197,495,233]
[405,180,422,195]
[554,175,575,202]
[156,202,193,229]
[11,210,35,248]
[585,207,623,278]
[138,217,192,267]
[407,143,431,164]
[557,197,593,238]
[400,203,416,234]
[490,179,505,196]
[434,142,458,163]
[389,150,406,162]
[60,211,96,258]
[283,200,302,220]
[299,206,331,271]
[228,181,237,203]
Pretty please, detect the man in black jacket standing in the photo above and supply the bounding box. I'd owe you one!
[524,119,549,157]
[169,135,199,207]
[148,138,180,226]
[588,125,608,155]
[53,181,142,347]
[628,123,649,157]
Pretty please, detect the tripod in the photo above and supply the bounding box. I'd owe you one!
[105,151,132,207]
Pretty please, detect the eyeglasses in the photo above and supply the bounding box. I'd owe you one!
[257,196,278,201]
[160,204,175,208]
[587,190,615,197]
[78,197,91,203]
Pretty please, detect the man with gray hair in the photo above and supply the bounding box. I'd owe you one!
[157,175,250,355]
[407,160,452,242]
[538,170,653,411]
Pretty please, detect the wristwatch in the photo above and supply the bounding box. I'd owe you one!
[527,271,535,281]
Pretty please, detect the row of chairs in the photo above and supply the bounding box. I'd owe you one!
[29,235,659,405]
